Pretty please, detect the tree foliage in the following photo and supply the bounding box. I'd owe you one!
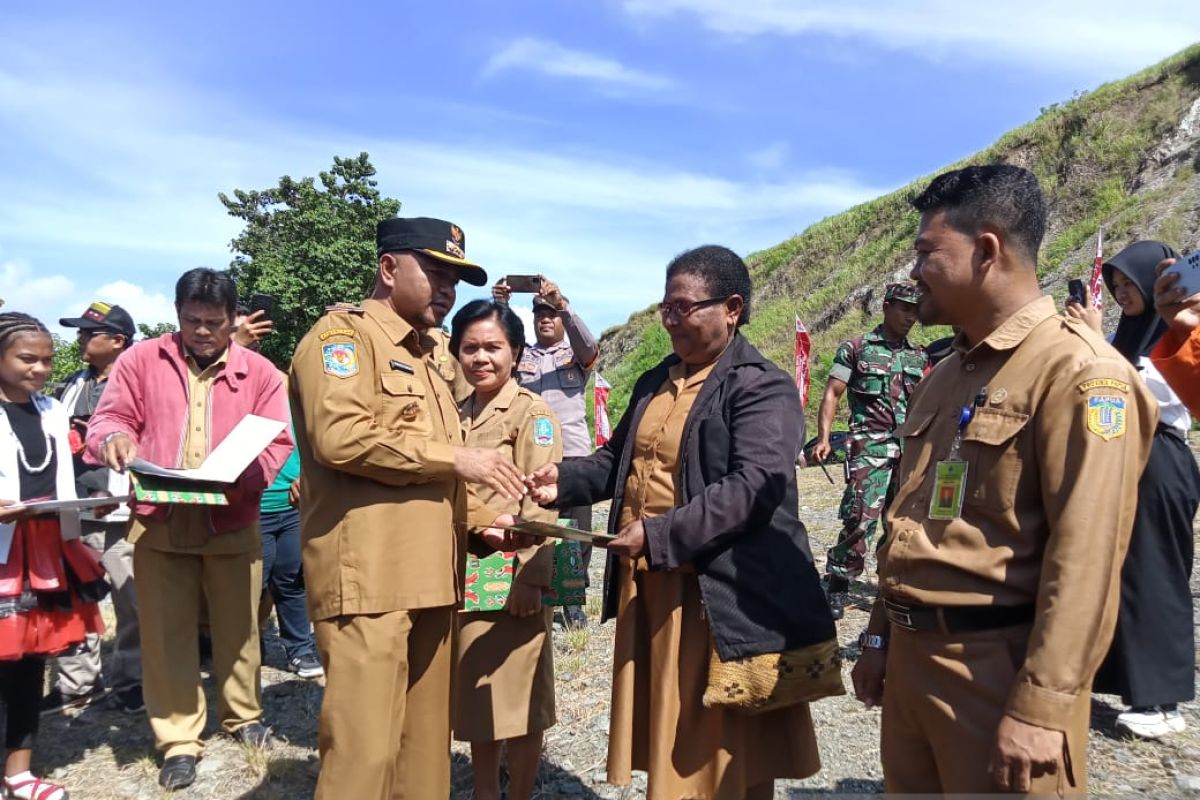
[220,153,401,366]
[138,321,177,339]
[50,334,84,388]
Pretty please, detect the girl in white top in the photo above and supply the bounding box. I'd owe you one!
[0,313,109,800]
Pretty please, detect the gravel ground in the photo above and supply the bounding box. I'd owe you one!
[36,445,1200,798]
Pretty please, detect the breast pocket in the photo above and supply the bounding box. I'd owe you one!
[960,408,1029,513]
[851,363,888,397]
[893,409,936,508]
[559,366,583,388]
[379,373,433,434]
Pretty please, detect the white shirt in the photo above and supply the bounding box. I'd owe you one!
[1139,355,1191,434]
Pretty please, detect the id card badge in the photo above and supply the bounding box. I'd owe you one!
[929,460,968,520]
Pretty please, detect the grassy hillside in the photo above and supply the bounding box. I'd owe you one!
[596,44,1200,428]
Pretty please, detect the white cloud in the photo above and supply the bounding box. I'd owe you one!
[92,280,176,333]
[620,0,1200,74]
[0,29,887,335]
[482,37,676,94]
[0,261,176,341]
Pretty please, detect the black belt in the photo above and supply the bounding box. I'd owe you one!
[883,598,1035,634]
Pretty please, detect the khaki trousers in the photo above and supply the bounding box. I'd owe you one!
[314,606,454,800]
[134,544,263,758]
[882,624,1089,796]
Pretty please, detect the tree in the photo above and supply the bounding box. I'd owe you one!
[138,321,177,339]
[50,334,84,387]
[220,153,401,366]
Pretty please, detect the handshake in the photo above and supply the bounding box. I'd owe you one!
[450,449,560,505]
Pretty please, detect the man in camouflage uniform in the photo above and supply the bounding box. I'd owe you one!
[813,283,928,619]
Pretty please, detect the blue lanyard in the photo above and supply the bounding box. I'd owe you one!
[948,387,987,460]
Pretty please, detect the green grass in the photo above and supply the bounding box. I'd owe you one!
[598,43,1200,429]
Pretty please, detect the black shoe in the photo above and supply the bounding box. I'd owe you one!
[110,685,144,714]
[826,576,849,621]
[828,591,848,621]
[287,653,325,680]
[232,721,274,749]
[159,755,197,790]
[564,606,588,629]
[40,685,107,716]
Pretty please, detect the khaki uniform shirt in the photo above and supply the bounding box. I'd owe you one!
[879,296,1157,731]
[289,299,469,620]
[129,349,258,554]
[460,379,562,586]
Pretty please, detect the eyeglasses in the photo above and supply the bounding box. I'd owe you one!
[657,295,731,320]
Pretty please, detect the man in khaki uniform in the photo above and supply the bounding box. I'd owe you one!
[851,165,1156,795]
[289,217,528,800]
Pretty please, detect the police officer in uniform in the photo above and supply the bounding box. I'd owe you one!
[852,165,1156,795]
[493,276,598,627]
[290,217,529,800]
[814,283,927,619]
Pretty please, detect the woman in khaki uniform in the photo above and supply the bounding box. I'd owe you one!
[529,246,833,800]
[450,299,562,800]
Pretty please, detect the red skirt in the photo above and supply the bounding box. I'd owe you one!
[0,516,107,661]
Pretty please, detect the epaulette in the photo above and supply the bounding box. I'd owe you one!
[324,303,365,315]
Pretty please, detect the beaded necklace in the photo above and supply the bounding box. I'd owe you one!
[0,400,54,474]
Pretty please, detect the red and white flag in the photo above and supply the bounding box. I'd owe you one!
[1089,227,1105,310]
[594,373,612,447]
[795,316,812,411]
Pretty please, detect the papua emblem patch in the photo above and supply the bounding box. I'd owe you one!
[533,416,555,447]
[1086,395,1126,441]
[322,342,359,378]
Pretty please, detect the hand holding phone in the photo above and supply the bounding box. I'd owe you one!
[504,275,543,294]
[249,293,275,321]
[1162,251,1200,300]
[1067,279,1086,307]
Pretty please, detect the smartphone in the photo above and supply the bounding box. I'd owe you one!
[1164,251,1200,299]
[1067,279,1086,306]
[505,275,543,294]
[248,293,275,321]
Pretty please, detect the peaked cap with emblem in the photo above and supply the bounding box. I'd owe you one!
[376,217,487,286]
[884,282,921,305]
[60,301,136,339]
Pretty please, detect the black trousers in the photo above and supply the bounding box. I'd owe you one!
[0,656,45,750]
[1095,427,1200,707]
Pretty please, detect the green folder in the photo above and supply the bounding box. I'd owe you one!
[130,472,230,506]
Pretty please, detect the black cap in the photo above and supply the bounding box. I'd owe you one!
[60,302,136,339]
[532,295,556,312]
[376,217,487,287]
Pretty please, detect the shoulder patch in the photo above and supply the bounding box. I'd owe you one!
[322,342,359,378]
[532,416,555,448]
[1086,395,1126,441]
[324,303,365,314]
[1078,378,1129,394]
[319,327,356,341]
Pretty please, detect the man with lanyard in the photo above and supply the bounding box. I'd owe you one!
[493,275,598,628]
[851,164,1155,794]
[44,302,142,715]
[813,283,928,619]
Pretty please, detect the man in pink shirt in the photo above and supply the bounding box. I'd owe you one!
[88,268,292,791]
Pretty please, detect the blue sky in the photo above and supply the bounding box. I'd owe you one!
[2,1,1198,340]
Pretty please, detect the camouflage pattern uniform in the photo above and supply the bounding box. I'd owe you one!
[826,312,928,580]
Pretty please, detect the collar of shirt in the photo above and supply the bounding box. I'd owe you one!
[184,346,229,378]
[952,295,1057,356]
[864,325,913,350]
[362,298,427,353]
[461,378,521,429]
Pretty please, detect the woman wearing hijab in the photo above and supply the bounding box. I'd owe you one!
[1067,240,1200,738]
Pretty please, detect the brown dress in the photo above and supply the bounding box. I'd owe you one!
[608,361,820,800]
[453,379,562,742]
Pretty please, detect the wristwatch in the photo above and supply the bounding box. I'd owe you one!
[858,631,887,651]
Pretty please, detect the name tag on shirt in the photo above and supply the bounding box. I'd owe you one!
[929,460,968,520]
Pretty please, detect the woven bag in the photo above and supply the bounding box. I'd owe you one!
[702,637,846,714]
